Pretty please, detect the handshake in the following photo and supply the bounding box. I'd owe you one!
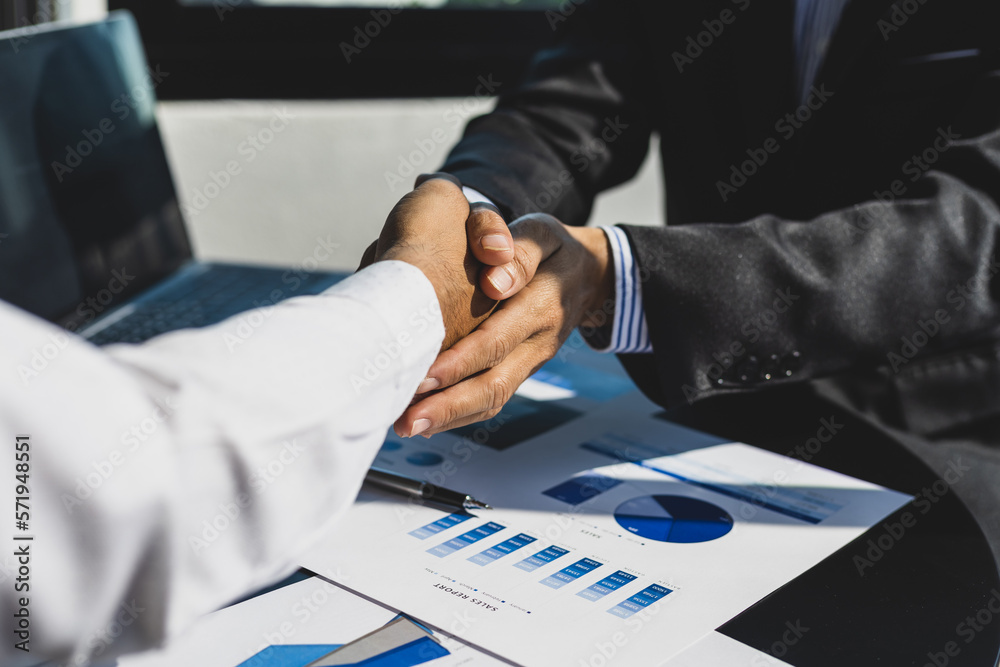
[362,174,615,438]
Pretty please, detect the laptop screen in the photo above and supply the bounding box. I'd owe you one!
[0,12,191,331]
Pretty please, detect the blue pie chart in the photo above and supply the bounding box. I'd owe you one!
[614,495,733,543]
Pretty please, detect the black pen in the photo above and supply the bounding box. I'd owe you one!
[363,468,492,512]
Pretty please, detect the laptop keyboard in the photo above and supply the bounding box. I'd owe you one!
[87,264,344,346]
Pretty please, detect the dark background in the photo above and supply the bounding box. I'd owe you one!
[104,0,564,99]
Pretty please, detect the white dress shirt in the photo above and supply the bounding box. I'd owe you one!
[0,261,443,667]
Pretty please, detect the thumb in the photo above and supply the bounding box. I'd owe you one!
[480,213,564,300]
[467,202,514,267]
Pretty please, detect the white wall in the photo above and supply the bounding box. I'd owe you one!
[157,100,663,271]
[52,1,664,271]
[59,0,106,21]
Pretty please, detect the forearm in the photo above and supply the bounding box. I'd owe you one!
[0,262,442,665]
[622,153,1000,407]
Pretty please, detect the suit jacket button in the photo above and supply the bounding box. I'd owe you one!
[782,350,802,377]
[738,355,759,383]
[760,354,781,381]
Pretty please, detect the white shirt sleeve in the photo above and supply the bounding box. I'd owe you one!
[0,261,443,667]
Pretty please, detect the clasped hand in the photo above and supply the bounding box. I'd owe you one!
[368,176,613,439]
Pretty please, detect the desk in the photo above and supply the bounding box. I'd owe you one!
[665,386,1000,666]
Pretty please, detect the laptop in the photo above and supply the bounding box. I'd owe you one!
[0,12,344,345]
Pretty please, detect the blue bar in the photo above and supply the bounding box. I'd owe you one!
[514,545,570,572]
[427,522,505,558]
[540,557,603,589]
[542,473,623,505]
[408,513,472,540]
[468,533,537,566]
[607,583,673,618]
[577,570,637,601]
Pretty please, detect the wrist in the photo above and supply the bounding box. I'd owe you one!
[568,226,615,330]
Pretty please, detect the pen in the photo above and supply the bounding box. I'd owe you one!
[363,468,492,512]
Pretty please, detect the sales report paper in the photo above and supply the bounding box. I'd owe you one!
[300,393,912,667]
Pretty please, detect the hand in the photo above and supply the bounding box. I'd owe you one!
[363,175,518,350]
[393,213,615,437]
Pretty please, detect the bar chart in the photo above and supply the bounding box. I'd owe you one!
[540,558,604,589]
[426,522,506,558]
[467,533,537,566]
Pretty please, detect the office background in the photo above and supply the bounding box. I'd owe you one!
[1,0,663,272]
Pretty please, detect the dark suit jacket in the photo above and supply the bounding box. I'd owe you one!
[442,0,1000,437]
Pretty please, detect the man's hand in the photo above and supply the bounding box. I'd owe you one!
[393,213,615,437]
[364,175,517,350]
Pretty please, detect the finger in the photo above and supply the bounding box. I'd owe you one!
[378,177,468,258]
[422,298,541,392]
[356,239,377,272]
[467,203,514,267]
[395,340,548,437]
[480,213,564,300]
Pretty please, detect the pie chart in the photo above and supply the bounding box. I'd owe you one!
[613,495,733,543]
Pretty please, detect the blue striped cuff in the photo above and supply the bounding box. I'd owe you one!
[462,186,495,205]
[581,226,653,354]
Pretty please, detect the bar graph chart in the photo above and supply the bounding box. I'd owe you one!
[577,570,638,602]
[514,545,570,572]
[408,513,472,540]
[467,533,537,566]
[540,558,603,589]
[427,522,506,558]
[607,584,673,618]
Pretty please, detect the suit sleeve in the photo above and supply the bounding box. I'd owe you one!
[441,0,654,226]
[618,114,1000,408]
[442,0,1000,419]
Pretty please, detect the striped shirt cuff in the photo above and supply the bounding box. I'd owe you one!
[462,186,495,205]
[581,226,653,354]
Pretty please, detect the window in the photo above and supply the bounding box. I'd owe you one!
[109,0,568,99]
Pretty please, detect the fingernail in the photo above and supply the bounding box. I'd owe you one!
[417,377,440,394]
[481,234,512,252]
[410,418,432,437]
[486,267,514,295]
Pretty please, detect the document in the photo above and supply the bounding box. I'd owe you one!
[112,575,506,667]
[112,575,393,667]
[300,390,912,667]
